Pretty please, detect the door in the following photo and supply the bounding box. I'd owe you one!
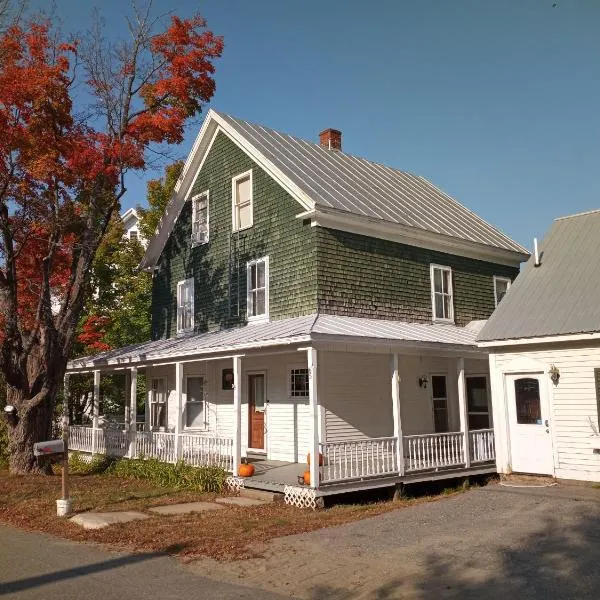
[248,373,266,451]
[506,373,554,475]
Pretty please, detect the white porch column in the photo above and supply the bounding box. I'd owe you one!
[232,355,242,476]
[307,347,320,489]
[92,370,100,455]
[390,353,405,475]
[128,367,138,458]
[124,371,131,431]
[174,362,183,461]
[457,357,471,468]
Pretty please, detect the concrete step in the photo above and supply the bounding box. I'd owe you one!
[239,487,281,502]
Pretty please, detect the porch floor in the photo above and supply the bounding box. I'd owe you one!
[242,458,308,492]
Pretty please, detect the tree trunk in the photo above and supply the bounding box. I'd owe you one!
[6,386,56,474]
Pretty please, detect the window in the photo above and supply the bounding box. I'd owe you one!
[290,368,309,397]
[431,375,449,433]
[466,376,490,429]
[514,378,541,425]
[177,278,194,333]
[430,264,454,322]
[246,257,269,321]
[150,378,167,429]
[129,230,138,242]
[494,276,511,306]
[185,376,207,429]
[232,170,253,231]
[191,191,209,245]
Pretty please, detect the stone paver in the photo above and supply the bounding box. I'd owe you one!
[215,496,269,507]
[70,511,149,530]
[148,502,225,515]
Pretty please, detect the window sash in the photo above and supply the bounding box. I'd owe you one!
[431,265,453,321]
[150,379,166,429]
[290,368,309,397]
[233,172,252,231]
[192,192,209,244]
[247,258,268,319]
[177,279,194,332]
[186,376,207,429]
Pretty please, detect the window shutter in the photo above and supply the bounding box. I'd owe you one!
[595,368,600,423]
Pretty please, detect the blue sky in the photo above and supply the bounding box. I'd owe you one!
[34,0,600,249]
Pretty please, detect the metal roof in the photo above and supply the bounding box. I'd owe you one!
[68,314,484,371]
[478,209,600,343]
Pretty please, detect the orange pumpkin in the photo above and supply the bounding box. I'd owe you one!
[303,470,311,485]
[306,452,324,466]
[238,462,255,477]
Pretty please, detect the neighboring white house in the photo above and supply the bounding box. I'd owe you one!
[478,209,600,483]
[121,208,146,247]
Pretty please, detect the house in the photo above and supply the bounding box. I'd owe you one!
[66,110,528,505]
[478,210,600,483]
[121,207,145,246]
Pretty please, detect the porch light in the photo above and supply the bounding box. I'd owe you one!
[418,376,428,389]
[549,365,560,386]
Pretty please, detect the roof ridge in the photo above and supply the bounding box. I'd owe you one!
[555,208,600,221]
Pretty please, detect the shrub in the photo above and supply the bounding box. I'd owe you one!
[107,458,227,493]
[68,451,113,475]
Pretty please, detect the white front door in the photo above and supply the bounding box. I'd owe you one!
[505,373,554,475]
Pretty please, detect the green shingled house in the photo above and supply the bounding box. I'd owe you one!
[67,110,528,505]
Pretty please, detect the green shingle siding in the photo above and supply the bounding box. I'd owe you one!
[315,228,518,326]
[152,133,317,339]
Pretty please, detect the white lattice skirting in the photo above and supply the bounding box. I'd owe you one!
[225,476,245,494]
[284,485,322,509]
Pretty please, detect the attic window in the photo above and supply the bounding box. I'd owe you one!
[232,170,253,232]
[191,191,209,245]
[430,264,454,322]
[494,276,511,306]
[177,278,194,333]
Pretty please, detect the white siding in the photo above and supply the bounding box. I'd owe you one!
[490,343,600,482]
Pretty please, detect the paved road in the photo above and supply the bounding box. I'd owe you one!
[1,483,599,599]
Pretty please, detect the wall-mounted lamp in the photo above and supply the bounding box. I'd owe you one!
[549,365,560,386]
[418,376,428,389]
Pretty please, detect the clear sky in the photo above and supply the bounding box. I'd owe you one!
[32,0,600,249]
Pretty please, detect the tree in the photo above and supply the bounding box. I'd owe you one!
[0,6,223,473]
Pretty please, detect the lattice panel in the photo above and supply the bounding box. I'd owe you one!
[284,485,320,509]
[225,476,245,494]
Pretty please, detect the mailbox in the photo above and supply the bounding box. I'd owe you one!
[33,440,65,458]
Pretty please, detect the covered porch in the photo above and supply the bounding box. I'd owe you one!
[65,314,496,502]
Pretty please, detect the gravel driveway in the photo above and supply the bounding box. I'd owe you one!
[195,483,600,599]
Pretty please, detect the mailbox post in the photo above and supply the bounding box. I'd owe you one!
[33,433,72,517]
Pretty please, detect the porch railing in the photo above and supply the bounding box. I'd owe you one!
[403,432,464,472]
[134,431,176,463]
[96,428,129,457]
[69,425,94,452]
[469,428,495,463]
[320,437,399,484]
[180,433,234,471]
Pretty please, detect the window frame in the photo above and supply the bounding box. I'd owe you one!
[191,190,209,246]
[430,373,449,433]
[176,278,194,334]
[466,374,491,430]
[289,367,310,398]
[493,276,511,307]
[231,169,253,232]
[246,256,269,323]
[184,375,208,430]
[430,264,454,323]
[149,377,167,431]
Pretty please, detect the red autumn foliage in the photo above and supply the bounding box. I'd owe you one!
[78,315,112,353]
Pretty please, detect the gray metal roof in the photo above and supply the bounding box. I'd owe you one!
[478,209,600,343]
[215,112,527,254]
[68,314,484,371]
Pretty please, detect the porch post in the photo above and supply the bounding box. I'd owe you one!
[128,367,138,458]
[92,370,100,455]
[390,353,405,475]
[307,347,320,489]
[124,371,131,432]
[457,357,471,468]
[232,355,242,476]
[174,362,183,462]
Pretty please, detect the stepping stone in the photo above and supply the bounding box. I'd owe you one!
[70,511,149,530]
[239,488,278,502]
[148,502,224,515]
[215,496,269,507]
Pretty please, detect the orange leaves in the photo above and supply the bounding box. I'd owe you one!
[78,315,112,353]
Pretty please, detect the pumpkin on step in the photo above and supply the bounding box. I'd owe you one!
[306,452,324,466]
[303,470,311,485]
[238,462,255,477]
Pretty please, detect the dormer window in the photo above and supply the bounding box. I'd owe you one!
[177,278,194,333]
[191,191,209,245]
[232,170,253,232]
[493,276,511,306]
[430,264,454,322]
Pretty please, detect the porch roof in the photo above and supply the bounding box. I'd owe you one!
[67,314,486,372]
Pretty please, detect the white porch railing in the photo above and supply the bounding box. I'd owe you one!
[403,432,465,472]
[96,428,129,457]
[134,431,176,463]
[180,433,233,471]
[320,437,399,484]
[69,425,94,452]
[469,428,495,463]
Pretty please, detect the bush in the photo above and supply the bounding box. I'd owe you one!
[68,451,113,475]
[107,458,227,493]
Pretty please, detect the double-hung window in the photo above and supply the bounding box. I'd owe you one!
[191,191,209,245]
[431,375,449,433]
[466,375,490,429]
[247,257,269,322]
[493,276,511,307]
[185,376,207,429]
[430,264,454,322]
[150,378,167,429]
[177,278,194,333]
[232,170,253,231]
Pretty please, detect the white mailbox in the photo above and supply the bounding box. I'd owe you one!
[33,440,65,457]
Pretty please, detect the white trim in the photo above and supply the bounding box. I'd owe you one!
[430,264,454,323]
[479,331,600,347]
[465,373,492,429]
[246,256,270,323]
[457,357,471,467]
[232,169,254,232]
[307,348,320,489]
[176,278,195,334]
[191,190,209,246]
[493,276,511,307]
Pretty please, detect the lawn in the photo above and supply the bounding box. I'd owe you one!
[0,468,465,561]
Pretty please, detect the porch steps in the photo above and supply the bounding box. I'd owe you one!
[239,485,282,502]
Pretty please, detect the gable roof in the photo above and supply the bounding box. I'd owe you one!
[478,209,600,344]
[140,110,528,270]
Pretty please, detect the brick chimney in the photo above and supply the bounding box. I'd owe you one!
[319,128,342,151]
